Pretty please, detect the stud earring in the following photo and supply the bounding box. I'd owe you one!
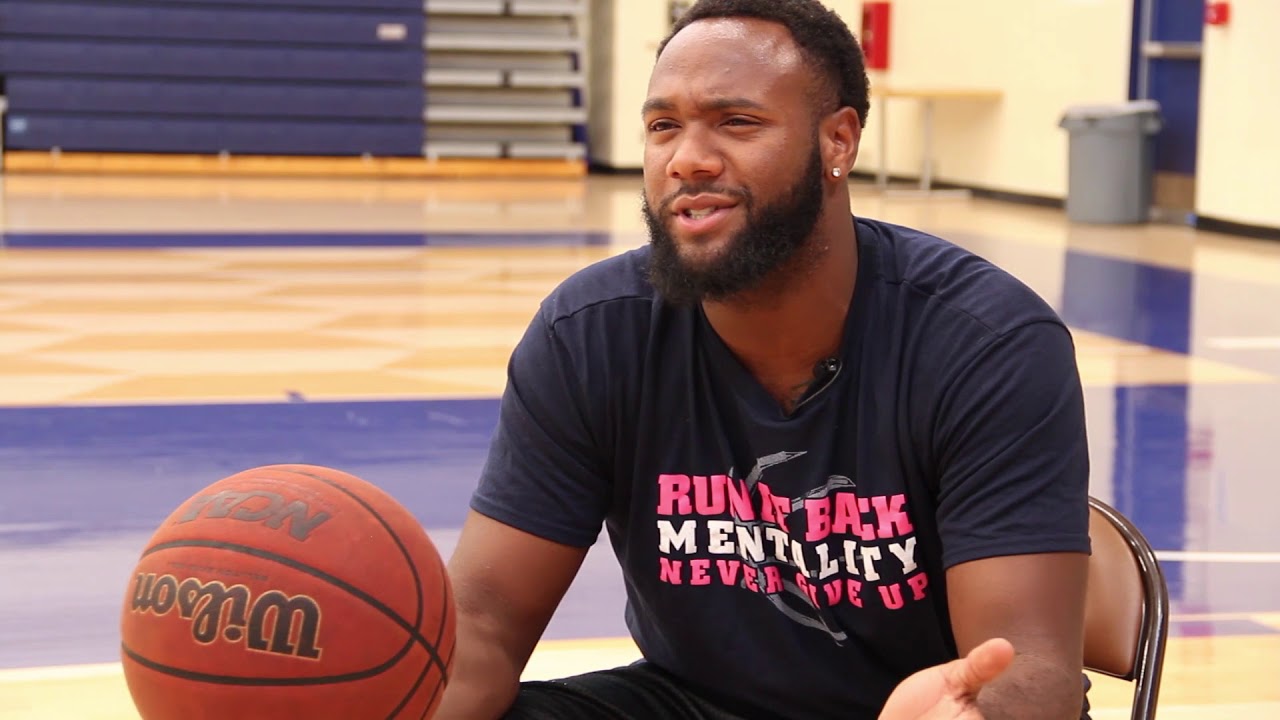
[832,168,842,178]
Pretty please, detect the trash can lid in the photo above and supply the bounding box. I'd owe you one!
[1061,99,1161,120]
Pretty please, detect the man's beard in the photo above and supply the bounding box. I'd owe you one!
[642,144,826,307]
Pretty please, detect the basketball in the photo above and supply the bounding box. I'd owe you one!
[118,464,456,720]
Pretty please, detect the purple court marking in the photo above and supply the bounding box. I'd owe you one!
[1169,619,1280,639]
[4,230,1280,671]
[0,231,611,248]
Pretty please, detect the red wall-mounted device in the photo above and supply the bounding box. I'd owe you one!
[1205,2,1230,26]
[861,2,891,70]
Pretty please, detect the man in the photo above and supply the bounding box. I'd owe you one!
[437,1,1092,718]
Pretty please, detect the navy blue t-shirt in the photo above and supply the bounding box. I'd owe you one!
[470,216,1091,720]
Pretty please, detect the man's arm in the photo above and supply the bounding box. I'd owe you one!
[946,552,1088,720]
[435,511,589,719]
[435,305,611,718]
[929,320,1093,719]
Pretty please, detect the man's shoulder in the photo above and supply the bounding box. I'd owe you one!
[540,244,657,329]
[861,217,1064,336]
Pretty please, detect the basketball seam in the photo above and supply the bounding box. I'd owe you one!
[420,635,459,720]
[120,637,418,687]
[287,467,450,720]
[138,539,449,686]
[418,549,457,719]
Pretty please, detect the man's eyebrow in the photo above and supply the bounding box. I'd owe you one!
[700,97,768,112]
[641,96,768,116]
[641,97,675,116]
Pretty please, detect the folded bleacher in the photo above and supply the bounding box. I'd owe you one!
[0,0,589,169]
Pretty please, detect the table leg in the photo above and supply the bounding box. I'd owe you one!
[921,98,934,192]
[877,98,889,190]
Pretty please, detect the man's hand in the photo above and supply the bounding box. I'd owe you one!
[878,638,1016,720]
[945,553,1089,718]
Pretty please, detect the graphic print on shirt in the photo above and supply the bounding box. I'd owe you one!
[655,451,928,644]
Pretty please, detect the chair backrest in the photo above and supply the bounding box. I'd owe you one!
[1083,496,1170,720]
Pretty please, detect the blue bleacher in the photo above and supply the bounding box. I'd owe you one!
[6,78,423,121]
[5,114,425,156]
[0,0,427,157]
[0,2,423,47]
[118,0,421,7]
[0,40,421,84]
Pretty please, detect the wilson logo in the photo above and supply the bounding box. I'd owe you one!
[174,490,332,541]
[131,572,323,660]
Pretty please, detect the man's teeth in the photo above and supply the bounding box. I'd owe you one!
[686,208,716,219]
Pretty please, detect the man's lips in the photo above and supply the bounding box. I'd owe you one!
[670,193,739,218]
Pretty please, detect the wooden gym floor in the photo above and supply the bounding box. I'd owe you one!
[0,173,1278,719]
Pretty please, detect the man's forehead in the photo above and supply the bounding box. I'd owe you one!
[653,17,804,77]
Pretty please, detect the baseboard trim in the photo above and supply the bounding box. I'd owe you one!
[965,185,1064,209]
[1196,215,1280,241]
[846,171,1064,209]
[588,163,642,176]
[591,164,1279,241]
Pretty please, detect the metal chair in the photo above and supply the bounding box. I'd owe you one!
[1083,496,1170,720]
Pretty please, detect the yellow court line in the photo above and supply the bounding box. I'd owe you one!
[4,632,1280,720]
[0,662,125,684]
[2,151,587,179]
[0,637,641,684]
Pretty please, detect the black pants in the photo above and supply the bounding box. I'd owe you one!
[503,661,1095,720]
[503,661,746,720]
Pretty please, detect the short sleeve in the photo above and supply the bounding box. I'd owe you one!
[932,321,1092,569]
[468,308,610,548]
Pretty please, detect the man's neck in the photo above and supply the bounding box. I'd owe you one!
[701,218,859,392]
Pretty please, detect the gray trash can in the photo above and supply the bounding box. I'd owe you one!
[1058,100,1162,224]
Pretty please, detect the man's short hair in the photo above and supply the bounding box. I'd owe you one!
[657,0,872,127]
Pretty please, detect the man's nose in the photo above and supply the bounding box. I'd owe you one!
[666,127,724,180]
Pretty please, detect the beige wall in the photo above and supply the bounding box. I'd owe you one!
[589,0,1276,232]
[585,0,668,169]
[1195,0,1280,229]
[588,0,1132,201]
[849,0,1135,199]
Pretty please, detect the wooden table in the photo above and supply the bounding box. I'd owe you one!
[870,87,1004,195]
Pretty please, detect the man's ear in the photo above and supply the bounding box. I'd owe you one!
[820,106,863,179]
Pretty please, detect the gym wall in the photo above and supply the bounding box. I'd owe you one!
[847,0,1133,200]
[593,0,1276,234]
[589,0,1133,203]
[1196,0,1279,232]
